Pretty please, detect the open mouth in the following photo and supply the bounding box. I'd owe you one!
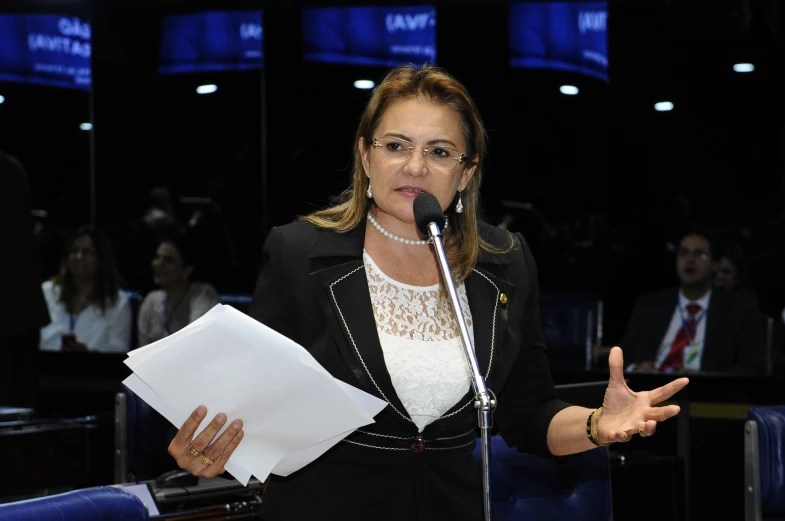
[396,186,428,195]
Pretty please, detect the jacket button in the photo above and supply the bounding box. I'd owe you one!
[499,293,508,305]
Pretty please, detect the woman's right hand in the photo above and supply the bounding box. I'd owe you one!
[168,405,244,478]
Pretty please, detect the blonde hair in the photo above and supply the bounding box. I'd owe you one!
[300,63,512,283]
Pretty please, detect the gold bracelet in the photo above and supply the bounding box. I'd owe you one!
[586,407,613,447]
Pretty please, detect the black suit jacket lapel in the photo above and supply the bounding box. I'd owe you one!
[307,220,518,427]
[437,249,516,419]
[466,265,514,386]
[309,221,413,424]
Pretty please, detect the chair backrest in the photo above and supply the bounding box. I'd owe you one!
[473,435,612,521]
[538,290,603,371]
[124,290,144,348]
[219,294,253,315]
[0,486,150,521]
[115,385,178,484]
[764,316,774,377]
[745,405,785,521]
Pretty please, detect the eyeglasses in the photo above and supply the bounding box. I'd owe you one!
[678,248,709,261]
[372,136,467,171]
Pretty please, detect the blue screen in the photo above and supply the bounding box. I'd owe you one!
[302,6,436,67]
[509,2,608,81]
[158,11,263,74]
[0,14,91,90]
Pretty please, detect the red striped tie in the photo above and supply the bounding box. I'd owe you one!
[660,303,702,371]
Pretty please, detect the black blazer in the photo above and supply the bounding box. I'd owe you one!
[620,287,765,375]
[249,219,570,521]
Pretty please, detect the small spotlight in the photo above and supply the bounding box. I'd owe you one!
[354,79,375,90]
[654,101,674,112]
[80,122,93,131]
[0,95,5,104]
[559,85,579,95]
[733,63,755,73]
[196,84,218,94]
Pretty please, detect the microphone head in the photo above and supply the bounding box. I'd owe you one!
[414,192,446,235]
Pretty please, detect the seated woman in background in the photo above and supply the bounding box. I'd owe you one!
[137,232,219,347]
[40,226,132,353]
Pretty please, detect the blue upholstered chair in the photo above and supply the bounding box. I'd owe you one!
[218,294,253,315]
[744,405,785,521]
[473,435,612,521]
[115,384,178,483]
[538,291,603,371]
[0,486,150,520]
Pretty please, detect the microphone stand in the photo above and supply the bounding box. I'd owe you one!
[426,221,495,521]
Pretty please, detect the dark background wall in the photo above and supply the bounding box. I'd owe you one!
[1,0,783,344]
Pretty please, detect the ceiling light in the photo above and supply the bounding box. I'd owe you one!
[559,85,579,95]
[654,101,674,112]
[0,95,5,104]
[80,122,93,130]
[733,63,755,73]
[354,79,375,90]
[196,84,218,94]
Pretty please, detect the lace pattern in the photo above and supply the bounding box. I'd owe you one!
[364,250,474,432]
[364,251,473,340]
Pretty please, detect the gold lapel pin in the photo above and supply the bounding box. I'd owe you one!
[499,293,508,305]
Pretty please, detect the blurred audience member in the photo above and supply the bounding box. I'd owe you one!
[714,238,757,299]
[137,232,219,347]
[0,151,50,408]
[40,226,132,353]
[119,185,183,294]
[143,186,178,237]
[620,227,765,375]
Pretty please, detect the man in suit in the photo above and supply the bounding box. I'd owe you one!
[0,151,51,408]
[621,228,765,375]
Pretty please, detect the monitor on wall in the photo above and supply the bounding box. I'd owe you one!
[302,5,436,67]
[0,14,91,90]
[158,10,263,74]
[509,2,608,81]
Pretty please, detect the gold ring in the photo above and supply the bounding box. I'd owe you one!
[637,421,648,437]
[202,454,214,465]
[187,444,200,457]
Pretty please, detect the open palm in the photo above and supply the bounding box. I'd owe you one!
[595,347,689,444]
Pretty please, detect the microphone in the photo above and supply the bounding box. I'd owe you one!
[413,192,446,238]
[412,192,495,521]
[412,192,486,395]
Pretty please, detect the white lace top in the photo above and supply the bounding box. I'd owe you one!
[364,250,473,432]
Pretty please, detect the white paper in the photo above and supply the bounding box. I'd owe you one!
[123,304,387,486]
[270,380,388,476]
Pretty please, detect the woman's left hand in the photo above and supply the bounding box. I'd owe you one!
[594,346,689,444]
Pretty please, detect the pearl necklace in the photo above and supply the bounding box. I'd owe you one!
[366,211,448,246]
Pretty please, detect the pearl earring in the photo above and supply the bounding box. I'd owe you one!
[455,190,464,213]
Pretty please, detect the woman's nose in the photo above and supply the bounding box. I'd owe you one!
[404,149,427,176]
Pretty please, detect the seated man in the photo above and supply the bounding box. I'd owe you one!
[621,227,765,375]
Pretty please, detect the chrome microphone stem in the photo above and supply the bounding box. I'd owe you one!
[426,221,494,521]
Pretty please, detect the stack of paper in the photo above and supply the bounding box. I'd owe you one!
[123,304,387,486]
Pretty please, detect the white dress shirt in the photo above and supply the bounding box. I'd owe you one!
[653,290,711,371]
[39,280,132,353]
